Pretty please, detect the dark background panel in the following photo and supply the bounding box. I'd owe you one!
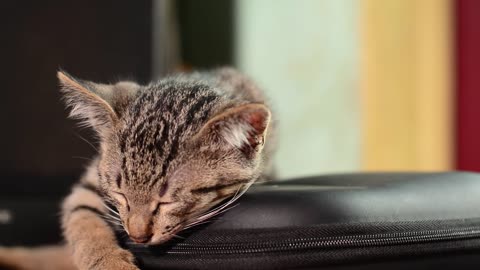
[177,0,234,69]
[0,1,152,178]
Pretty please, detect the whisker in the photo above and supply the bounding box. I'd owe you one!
[203,182,249,215]
[102,203,120,216]
[104,220,123,227]
[74,132,99,152]
[210,203,239,217]
[182,214,229,231]
[189,203,239,226]
[192,185,244,219]
[113,226,128,233]
[183,220,212,230]
[71,156,94,161]
[102,215,123,225]
[103,212,122,222]
[184,181,254,229]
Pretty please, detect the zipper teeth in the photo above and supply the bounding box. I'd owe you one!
[166,227,480,255]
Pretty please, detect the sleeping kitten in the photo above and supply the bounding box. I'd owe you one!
[0,67,274,270]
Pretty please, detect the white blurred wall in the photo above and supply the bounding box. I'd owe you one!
[235,0,360,178]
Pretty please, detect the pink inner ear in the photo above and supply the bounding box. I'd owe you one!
[237,110,269,157]
[245,110,268,134]
[195,104,270,155]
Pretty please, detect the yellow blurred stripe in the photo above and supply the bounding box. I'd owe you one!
[360,0,453,171]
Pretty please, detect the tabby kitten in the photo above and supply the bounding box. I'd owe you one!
[0,68,274,270]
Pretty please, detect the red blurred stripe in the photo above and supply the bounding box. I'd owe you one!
[455,0,480,171]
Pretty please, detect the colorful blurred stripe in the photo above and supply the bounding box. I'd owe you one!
[236,0,360,178]
[360,0,454,171]
[455,0,480,171]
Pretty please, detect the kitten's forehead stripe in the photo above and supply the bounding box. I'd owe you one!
[116,174,122,188]
[121,156,130,183]
[156,118,169,156]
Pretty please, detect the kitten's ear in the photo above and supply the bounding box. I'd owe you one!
[57,71,120,136]
[196,103,271,158]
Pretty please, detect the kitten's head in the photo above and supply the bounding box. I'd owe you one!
[58,71,271,245]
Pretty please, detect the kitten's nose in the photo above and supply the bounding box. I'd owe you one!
[128,213,153,243]
[130,234,153,244]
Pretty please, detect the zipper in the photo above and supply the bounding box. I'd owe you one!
[165,226,480,255]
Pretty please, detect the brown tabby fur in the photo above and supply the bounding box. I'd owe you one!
[0,67,275,270]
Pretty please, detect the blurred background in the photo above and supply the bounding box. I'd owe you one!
[1,0,479,185]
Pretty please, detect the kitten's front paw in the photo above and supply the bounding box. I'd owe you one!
[0,247,29,270]
[79,247,140,270]
[105,248,140,270]
[0,247,14,269]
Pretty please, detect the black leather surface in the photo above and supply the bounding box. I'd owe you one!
[128,172,480,269]
[205,172,480,229]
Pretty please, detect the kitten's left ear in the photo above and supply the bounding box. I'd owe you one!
[196,103,271,158]
[57,71,139,137]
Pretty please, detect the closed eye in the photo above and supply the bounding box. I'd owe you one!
[152,201,174,215]
[111,192,130,211]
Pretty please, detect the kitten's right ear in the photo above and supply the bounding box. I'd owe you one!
[57,71,118,137]
[194,103,271,159]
